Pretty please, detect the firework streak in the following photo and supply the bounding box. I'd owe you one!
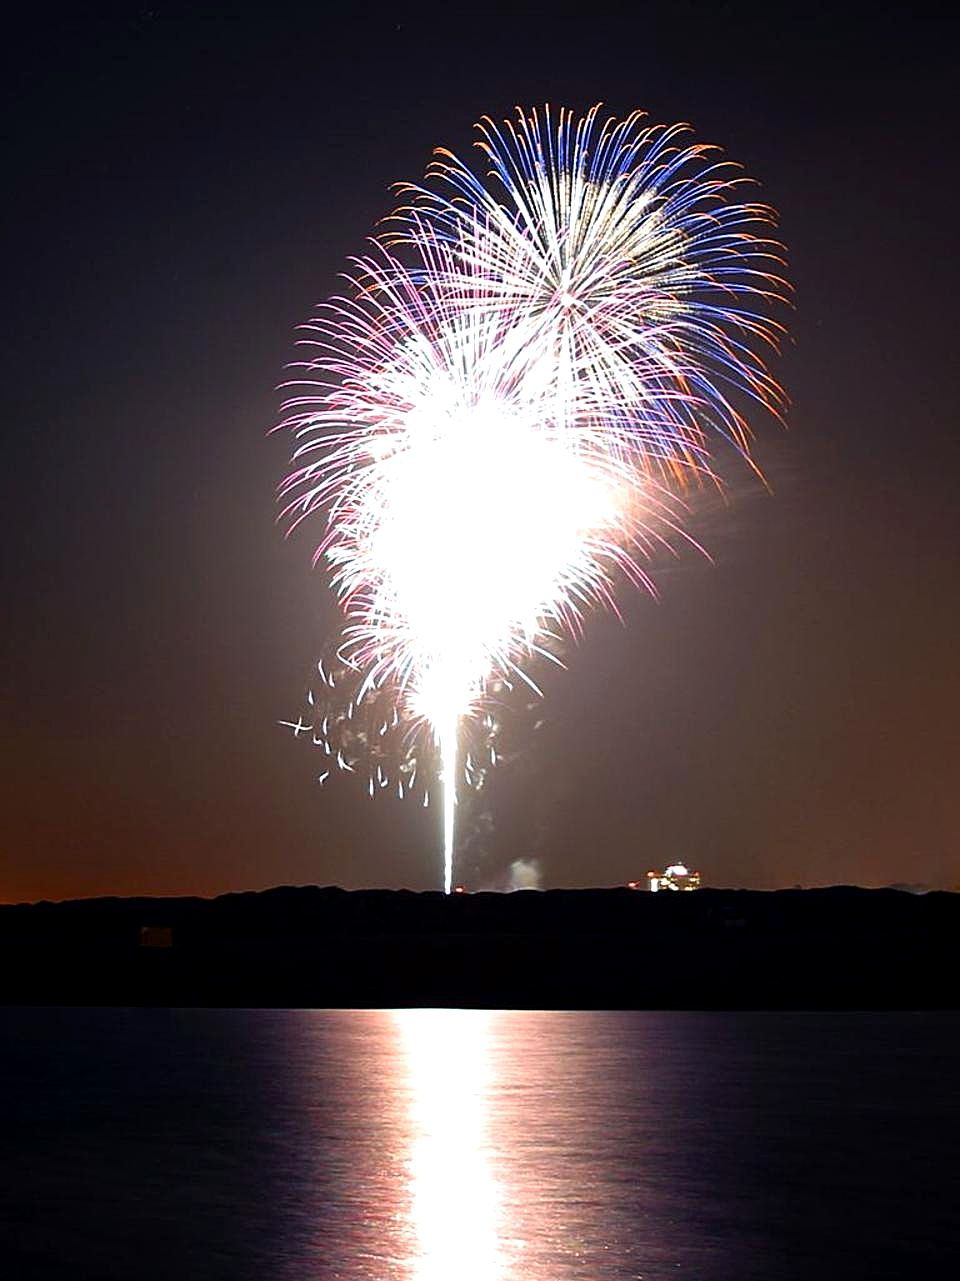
[278,104,788,892]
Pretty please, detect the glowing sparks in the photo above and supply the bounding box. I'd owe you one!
[278,104,788,891]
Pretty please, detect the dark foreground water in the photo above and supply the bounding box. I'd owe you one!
[0,1011,957,1280]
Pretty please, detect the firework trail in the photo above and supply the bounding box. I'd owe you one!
[278,105,788,892]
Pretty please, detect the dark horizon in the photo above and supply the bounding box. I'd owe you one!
[3,882,957,1010]
[4,3,959,901]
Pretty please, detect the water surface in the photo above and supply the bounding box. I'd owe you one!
[0,1010,957,1279]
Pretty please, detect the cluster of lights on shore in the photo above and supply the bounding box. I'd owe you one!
[278,104,788,892]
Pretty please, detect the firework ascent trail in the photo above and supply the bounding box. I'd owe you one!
[278,104,788,893]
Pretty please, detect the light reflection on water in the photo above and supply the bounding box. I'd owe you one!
[395,1010,503,1281]
[0,1009,957,1280]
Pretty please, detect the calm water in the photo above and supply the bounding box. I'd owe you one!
[0,1010,957,1279]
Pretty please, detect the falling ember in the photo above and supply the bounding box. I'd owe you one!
[277,104,788,890]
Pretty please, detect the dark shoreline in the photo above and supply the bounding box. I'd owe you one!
[0,885,955,1009]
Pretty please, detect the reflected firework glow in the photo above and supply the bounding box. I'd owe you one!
[394,1009,504,1281]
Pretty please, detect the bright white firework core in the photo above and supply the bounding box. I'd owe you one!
[361,384,623,889]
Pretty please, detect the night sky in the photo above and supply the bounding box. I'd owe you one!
[4,3,958,900]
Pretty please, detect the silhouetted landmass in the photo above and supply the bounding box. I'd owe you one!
[0,886,955,1008]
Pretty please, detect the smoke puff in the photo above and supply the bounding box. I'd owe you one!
[508,858,542,891]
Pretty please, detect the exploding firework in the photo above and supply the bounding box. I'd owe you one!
[278,105,788,892]
[393,104,787,476]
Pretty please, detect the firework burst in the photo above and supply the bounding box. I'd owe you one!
[278,105,788,891]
